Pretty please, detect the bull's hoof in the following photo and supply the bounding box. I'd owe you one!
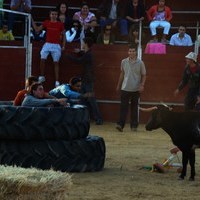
[189,177,195,181]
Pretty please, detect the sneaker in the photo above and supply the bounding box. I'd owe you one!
[55,81,60,87]
[38,76,45,83]
[116,125,123,132]
[96,119,103,125]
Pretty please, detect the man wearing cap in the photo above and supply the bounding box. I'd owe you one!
[174,52,200,110]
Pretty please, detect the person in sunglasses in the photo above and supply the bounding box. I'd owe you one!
[96,24,115,44]
[66,20,81,43]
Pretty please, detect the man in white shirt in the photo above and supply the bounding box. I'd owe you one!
[169,26,193,46]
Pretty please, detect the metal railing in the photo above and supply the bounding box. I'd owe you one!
[0,8,32,83]
[194,21,199,54]
[138,20,142,59]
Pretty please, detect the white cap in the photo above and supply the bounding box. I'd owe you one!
[185,52,197,62]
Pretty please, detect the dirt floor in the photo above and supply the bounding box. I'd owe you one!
[68,122,200,200]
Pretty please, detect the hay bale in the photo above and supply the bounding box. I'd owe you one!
[0,165,72,200]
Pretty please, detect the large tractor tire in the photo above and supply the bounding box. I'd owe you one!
[0,106,90,140]
[0,136,106,172]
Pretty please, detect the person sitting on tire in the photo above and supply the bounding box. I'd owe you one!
[22,82,68,107]
[49,76,93,105]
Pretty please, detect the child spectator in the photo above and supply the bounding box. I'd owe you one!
[96,24,115,44]
[32,8,66,88]
[169,26,193,46]
[0,22,15,40]
[147,0,172,43]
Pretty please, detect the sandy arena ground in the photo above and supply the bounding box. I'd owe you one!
[68,122,200,200]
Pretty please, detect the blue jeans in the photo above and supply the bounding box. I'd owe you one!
[8,12,25,31]
[149,20,171,36]
[99,18,128,36]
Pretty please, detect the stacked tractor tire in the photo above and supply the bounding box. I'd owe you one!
[0,105,106,172]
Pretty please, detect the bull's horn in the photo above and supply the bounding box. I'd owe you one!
[160,102,173,111]
[160,102,169,108]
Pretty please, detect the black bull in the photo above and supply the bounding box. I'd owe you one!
[145,105,200,181]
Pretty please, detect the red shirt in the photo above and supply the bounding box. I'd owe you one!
[13,89,27,106]
[42,20,64,44]
[147,5,172,22]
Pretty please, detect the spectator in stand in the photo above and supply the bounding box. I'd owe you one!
[49,76,93,105]
[66,20,81,43]
[116,45,146,132]
[57,2,72,30]
[174,52,200,110]
[125,0,145,32]
[67,37,103,125]
[147,0,172,43]
[0,21,15,40]
[21,82,68,107]
[128,25,140,46]
[13,75,54,106]
[73,2,98,41]
[0,0,4,28]
[96,24,115,44]
[30,24,46,42]
[98,0,128,37]
[169,26,193,46]
[32,8,66,88]
[8,0,31,32]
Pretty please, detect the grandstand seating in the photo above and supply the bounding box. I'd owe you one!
[0,0,200,122]
[2,0,200,41]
